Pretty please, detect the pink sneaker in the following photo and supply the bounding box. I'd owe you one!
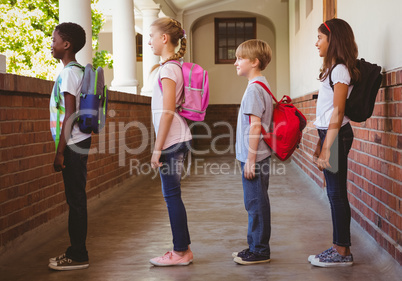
[149,250,193,266]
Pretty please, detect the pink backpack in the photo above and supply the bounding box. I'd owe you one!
[159,60,209,121]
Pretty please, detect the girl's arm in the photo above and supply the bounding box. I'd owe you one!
[313,138,321,166]
[151,78,177,168]
[317,82,349,171]
[53,93,76,171]
[244,114,262,180]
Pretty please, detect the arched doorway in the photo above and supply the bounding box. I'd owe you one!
[190,11,277,104]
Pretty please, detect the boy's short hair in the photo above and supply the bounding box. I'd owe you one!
[236,39,272,71]
[55,22,86,54]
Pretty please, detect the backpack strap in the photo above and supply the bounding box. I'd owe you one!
[158,60,182,89]
[158,60,183,109]
[253,80,292,104]
[54,62,85,151]
[68,62,85,71]
[249,81,278,137]
[53,75,63,151]
[328,64,339,91]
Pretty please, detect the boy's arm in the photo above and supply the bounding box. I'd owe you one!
[244,114,262,180]
[54,93,76,172]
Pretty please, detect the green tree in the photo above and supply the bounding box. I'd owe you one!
[0,0,112,80]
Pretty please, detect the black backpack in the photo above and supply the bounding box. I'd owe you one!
[329,58,383,122]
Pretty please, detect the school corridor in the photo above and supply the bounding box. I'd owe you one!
[0,154,400,281]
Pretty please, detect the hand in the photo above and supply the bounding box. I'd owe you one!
[317,148,331,171]
[151,150,163,169]
[53,152,65,172]
[313,144,321,166]
[244,159,256,180]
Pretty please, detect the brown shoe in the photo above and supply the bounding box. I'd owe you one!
[48,257,89,271]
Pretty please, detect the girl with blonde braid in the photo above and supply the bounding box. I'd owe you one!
[148,18,193,267]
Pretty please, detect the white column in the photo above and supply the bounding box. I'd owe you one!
[140,7,160,96]
[111,0,138,94]
[59,0,92,65]
[0,54,6,73]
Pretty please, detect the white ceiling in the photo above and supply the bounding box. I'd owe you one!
[98,0,233,33]
[165,0,224,12]
[97,0,222,16]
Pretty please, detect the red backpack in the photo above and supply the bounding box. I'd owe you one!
[252,81,307,161]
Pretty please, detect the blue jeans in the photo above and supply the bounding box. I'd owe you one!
[62,137,91,262]
[318,123,354,247]
[240,157,271,257]
[159,141,191,252]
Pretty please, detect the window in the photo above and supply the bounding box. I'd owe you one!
[136,34,142,62]
[295,0,300,33]
[323,0,337,21]
[306,0,313,17]
[215,18,256,64]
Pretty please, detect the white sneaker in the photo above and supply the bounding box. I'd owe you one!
[308,255,317,263]
[49,253,66,263]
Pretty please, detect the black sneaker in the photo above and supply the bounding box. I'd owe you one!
[48,257,89,271]
[234,252,271,265]
[232,248,250,258]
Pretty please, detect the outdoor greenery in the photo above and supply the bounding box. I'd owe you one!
[0,0,112,80]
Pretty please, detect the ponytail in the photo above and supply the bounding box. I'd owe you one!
[164,36,187,63]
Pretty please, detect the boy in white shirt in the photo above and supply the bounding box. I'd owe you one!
[48,22,91,271]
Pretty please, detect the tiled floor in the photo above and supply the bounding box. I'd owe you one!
[0,155,401,281]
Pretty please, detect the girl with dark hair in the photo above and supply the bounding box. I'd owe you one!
[309,18,359,267]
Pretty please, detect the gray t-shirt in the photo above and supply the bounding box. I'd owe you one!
[236,76,273,163]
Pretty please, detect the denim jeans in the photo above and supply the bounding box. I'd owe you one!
[318,123,354,247]
[159,141,191,252]
[240,157,271,257]
[62,137,91,262]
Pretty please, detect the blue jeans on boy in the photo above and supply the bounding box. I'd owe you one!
[159,141,191,252]
[318,123,354,247]
[240,156,271,257]
[62,137,91,262]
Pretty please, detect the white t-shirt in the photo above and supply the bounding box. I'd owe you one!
[58,65,91,145]
[314,64,354,129]
[151,63,192,150]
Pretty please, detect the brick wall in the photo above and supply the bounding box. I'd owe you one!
[1,71,400,264]
[0,73,153,248]
[292,69,402,265]
[191,104,239,153]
